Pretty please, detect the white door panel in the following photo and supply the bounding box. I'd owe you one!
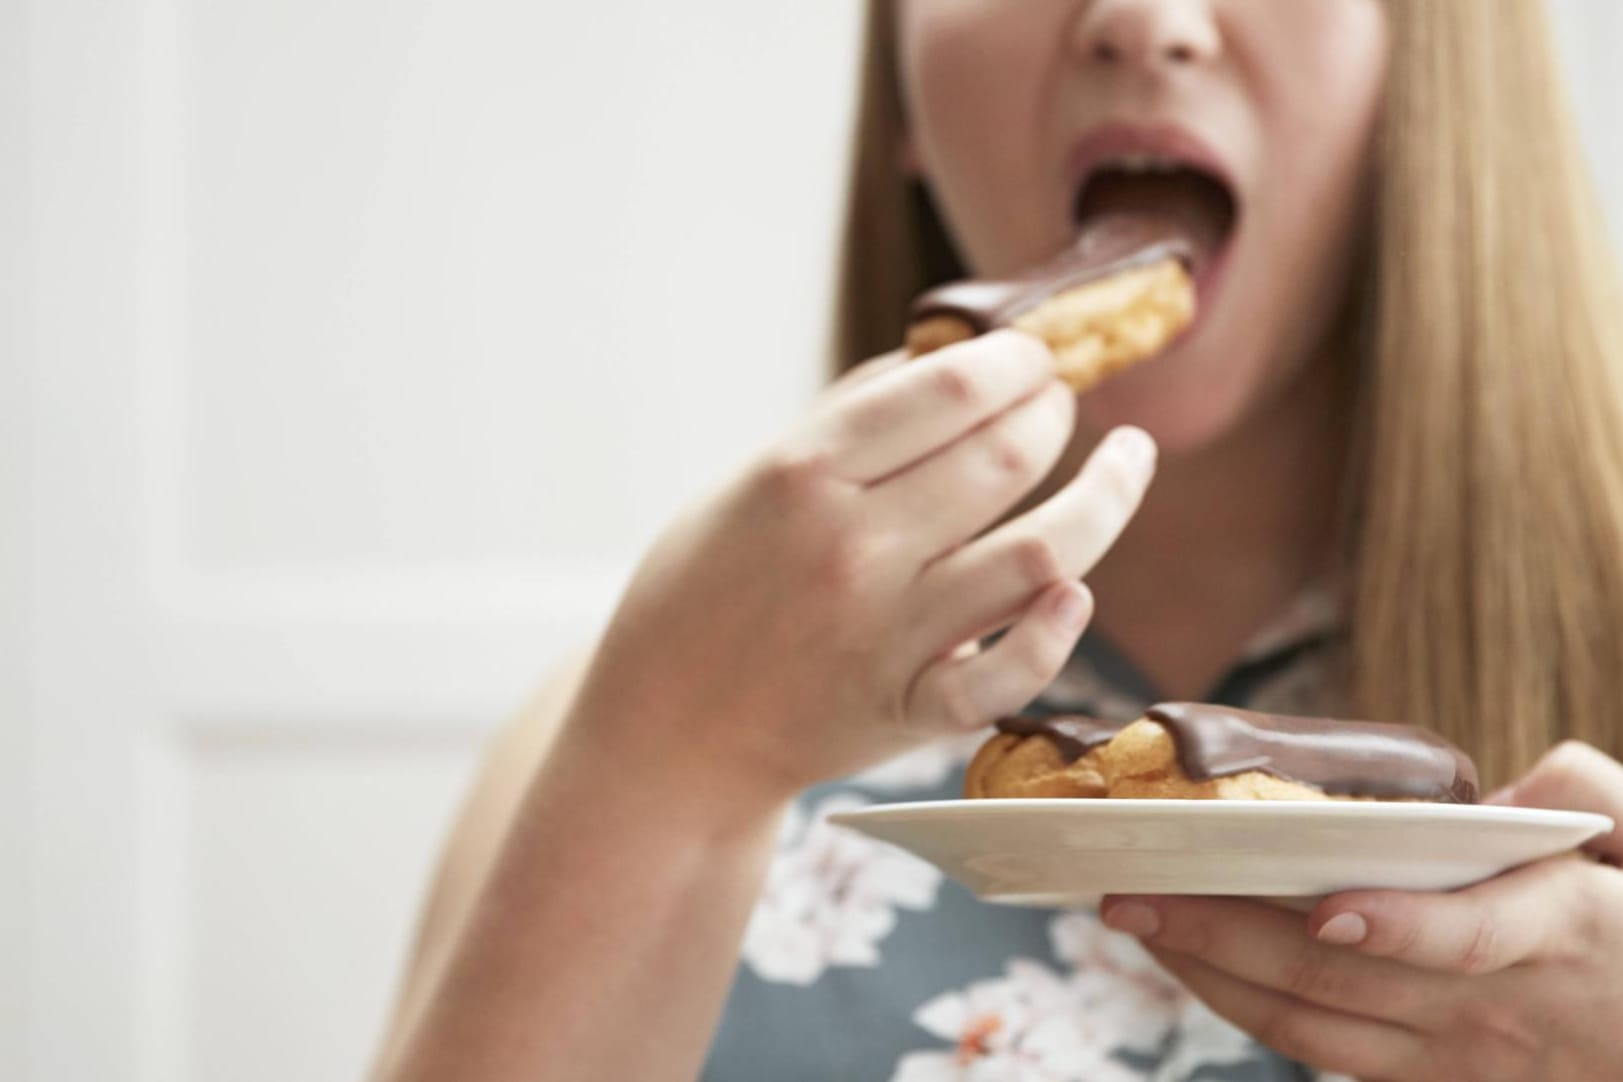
[3,0,33,1073]
[22,0,860,1078]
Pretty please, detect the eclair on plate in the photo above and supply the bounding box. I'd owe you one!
[965,703,1480,804]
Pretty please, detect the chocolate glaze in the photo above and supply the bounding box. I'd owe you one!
[1146,703,1479,803]
[996,714,1125,764]
[909,215,1193,332]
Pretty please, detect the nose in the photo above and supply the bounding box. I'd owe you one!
[1073,0,1221,70]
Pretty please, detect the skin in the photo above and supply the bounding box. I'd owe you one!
[374,2,1623,1080]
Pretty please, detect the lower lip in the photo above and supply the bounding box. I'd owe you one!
[1185,233,1235,338]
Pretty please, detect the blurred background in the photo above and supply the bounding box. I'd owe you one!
[3,2,1622,1080]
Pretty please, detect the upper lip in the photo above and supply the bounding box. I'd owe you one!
[1066,121,1240,212]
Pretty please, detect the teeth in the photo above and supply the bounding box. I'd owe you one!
[1102,153,1183,174]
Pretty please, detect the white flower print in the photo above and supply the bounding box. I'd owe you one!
[890,959,1147,1082]
[856,729,991,791]
[741,793,942,986]
[1058,912,1255,1081]
[1050,912,1186,1056]
[1147,997,1256,1082]
[895,911,1266,1082]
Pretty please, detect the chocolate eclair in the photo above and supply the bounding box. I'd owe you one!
[907,215,1196,392]
[964,703,1480,804]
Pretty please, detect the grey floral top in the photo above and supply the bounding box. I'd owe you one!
[702,589,1357,1082]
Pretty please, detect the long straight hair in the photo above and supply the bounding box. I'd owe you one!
[830,0,1623,785]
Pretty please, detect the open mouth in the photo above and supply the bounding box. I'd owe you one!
[1072,156,1239,282]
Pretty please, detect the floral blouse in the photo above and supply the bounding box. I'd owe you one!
[702,590,1353,1082]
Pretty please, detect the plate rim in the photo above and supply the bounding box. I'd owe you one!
[828,797,1614,835]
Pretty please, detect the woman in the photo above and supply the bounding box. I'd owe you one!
[374,2,1623,1079]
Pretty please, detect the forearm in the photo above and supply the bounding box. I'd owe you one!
[382,704,788,1082]
[377,330,1126,1078]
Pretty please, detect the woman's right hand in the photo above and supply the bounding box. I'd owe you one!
[566,330,1157,810]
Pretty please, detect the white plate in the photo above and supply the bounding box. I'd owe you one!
[828,799,1614,906]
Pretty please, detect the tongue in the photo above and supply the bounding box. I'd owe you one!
[1077,172,1232,272]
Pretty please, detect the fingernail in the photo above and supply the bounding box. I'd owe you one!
[1315,912,1368,946]
[1482,784,1517,806]
[1103,900,1161,938]
[1051,583,1092,631]
[1111,426,1157,474]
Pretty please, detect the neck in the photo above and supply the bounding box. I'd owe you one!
[1073,358,1350,698]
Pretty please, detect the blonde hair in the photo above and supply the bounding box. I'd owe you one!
[831,0,1623,785]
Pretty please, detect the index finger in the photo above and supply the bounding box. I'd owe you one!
[1308,857,1594,976]
[800,330,1057,484]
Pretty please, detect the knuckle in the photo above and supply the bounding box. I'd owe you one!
[1279,947,1339,1002]
[929,663,983,732]
[1554,861,1607,953]
[752,446,831,504]
[810,530,878,598]
[1453,910,1502,975]
[979,428,1033,481]
[931,363,985,412]
[1007,535,1065,592]
[1383,907,1426,962]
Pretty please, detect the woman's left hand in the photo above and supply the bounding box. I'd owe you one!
[1100,741,1623,1081]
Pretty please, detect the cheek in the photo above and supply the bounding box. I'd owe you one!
[1210,3,1388,400]
[898,8,1021,165]
[1254,7,1386,348]
[896,3,1058,268]
[1265,3,1388,220]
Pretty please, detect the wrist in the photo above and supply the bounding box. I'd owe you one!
[549,682,799,846]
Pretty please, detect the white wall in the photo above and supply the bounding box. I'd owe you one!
[1549,0,1623,253]
[8,3,1621,1081]
[16,2,861,1081]
[2,0,34,1075]
[176,1,848,578]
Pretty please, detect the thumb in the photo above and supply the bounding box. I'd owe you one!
[1496,741,1623,864]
